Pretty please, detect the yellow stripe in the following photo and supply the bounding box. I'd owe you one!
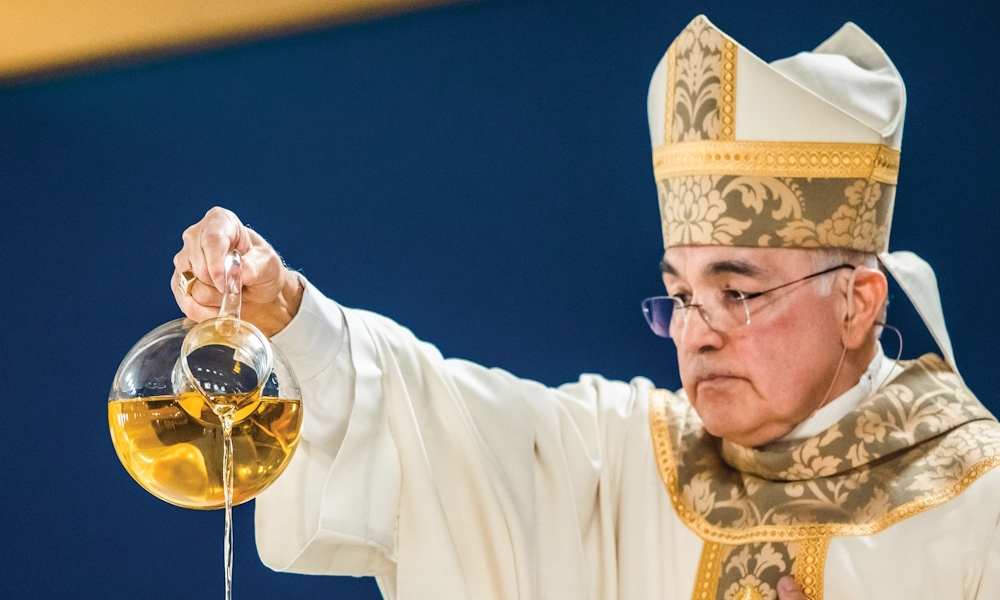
[653,140,900,185]
[0,0,468,84]
[718,39,736,141]
[691,541,723,600]
[662,42,676,144]
[791,537,829,600]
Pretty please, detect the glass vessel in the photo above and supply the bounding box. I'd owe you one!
[108,251,303,509]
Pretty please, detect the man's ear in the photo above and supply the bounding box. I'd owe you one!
[843,267,888,349]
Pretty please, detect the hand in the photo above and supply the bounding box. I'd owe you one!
[777,576,808,600]
[172,207,303,336]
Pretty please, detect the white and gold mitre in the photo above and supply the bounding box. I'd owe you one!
[647,15,904,254]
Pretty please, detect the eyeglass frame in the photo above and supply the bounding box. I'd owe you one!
[641,263,857,338]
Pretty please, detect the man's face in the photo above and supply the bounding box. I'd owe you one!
[662,246,849,447]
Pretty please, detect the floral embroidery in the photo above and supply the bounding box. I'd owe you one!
[720,544,785,600]
[657,175,893,253]
[776,180,887,251]
[684,471,720,518]
[855,409,891,444]
[779,429,844,480]
[660,176,752,244]
[671,17,727,142]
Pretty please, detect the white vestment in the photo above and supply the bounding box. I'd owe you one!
[255,281,1000,599]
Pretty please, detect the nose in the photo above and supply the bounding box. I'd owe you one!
[674,305,724,352]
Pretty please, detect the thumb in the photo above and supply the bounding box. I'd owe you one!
[777,576,808,600]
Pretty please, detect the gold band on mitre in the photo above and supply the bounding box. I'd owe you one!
[651,16,902,254]
[653,141,900,185]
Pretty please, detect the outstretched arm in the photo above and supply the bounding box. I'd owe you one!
[170,207,651,598]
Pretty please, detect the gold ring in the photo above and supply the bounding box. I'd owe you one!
[178,270,197,296]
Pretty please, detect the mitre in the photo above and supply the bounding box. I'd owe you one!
[647,15,960,375]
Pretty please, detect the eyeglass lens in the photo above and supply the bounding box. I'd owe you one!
[642,292,750,339]
[642,297,675,337]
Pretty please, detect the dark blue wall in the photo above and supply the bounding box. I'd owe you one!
[1,0,997,597]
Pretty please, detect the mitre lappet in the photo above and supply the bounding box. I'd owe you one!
[647,15,958,375]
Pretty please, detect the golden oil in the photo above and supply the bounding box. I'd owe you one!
[109,393,301,509]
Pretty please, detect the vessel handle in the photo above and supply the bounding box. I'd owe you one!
[218,250,242,324]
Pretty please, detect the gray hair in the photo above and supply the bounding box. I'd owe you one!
[809,248,879,296]
[808,248,887,331]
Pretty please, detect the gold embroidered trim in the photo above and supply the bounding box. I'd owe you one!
[719,40,736,140]
[663,41,676,146]
[790,538,829,600]
[692,541,723,600]
[648,389,1000,543]
[652,140,900,184]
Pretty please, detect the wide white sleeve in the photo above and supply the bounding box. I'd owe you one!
[253,277,648,600]
[255,279,401,576]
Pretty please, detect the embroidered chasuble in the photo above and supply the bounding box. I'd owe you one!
[650,354,1000,600]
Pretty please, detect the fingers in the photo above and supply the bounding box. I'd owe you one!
[241,231,286,303]
[172,207,245,321]
[187,277,224,307]
[198,207,248,291]
[777,576,808,600]
[171,268,223,323]
[175,208,244,288]
[172,206,291,323]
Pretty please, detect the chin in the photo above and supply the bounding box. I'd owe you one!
[698,416,759,446]
[702,412,791,447]
[701,416,749,442]
[690,389,763,445]
[692,395,740,436]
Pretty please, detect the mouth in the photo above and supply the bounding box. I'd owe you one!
[694,373,744,388]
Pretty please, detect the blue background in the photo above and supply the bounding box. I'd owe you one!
[1,0,996,597]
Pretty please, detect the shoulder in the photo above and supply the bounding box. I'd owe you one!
[913,417,1000,495]
[556,374,657,418]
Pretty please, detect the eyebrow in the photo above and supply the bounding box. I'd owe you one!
[706,259,764,278]
[660,257,764,278]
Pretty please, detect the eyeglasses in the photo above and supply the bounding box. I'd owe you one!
[642,263,855,338]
